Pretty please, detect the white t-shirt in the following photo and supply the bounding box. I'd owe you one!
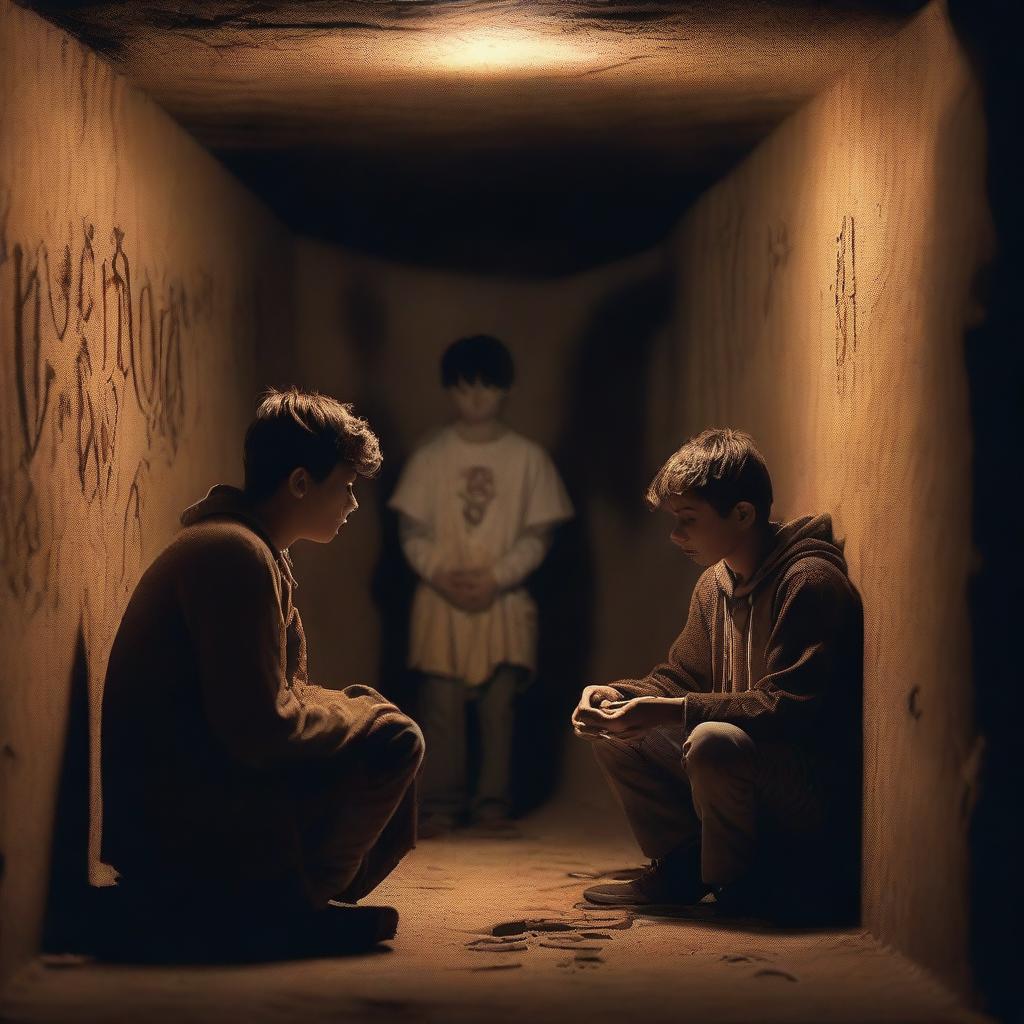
[388,426,574,686]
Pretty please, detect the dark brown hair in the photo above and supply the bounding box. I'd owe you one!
[646,428,773,525]
[243,386,382,500]
[441,335,515,390]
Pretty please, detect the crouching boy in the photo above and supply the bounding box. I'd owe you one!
[573,429,862,919]
[101,388,423,954]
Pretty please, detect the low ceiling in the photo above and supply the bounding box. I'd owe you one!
[21,1,926,274]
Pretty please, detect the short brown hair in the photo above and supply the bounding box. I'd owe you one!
[243,387,382,500]
[646,428,773,525]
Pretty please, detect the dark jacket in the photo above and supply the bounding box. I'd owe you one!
[100,485,384,883]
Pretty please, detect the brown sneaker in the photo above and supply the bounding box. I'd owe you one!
[583,848,704,907]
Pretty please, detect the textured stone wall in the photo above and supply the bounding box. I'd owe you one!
[0,0,292,980]
[663,1,989,992]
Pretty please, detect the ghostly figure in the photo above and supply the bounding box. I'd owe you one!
[389,335,573,834]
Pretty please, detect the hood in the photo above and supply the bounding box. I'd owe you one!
[180,484,297,587]
[713,514,848,601]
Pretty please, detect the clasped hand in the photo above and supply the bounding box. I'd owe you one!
[432,567,499,613]
[571,685,678,740]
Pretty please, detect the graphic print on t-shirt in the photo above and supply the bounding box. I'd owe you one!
[459,466,495,527]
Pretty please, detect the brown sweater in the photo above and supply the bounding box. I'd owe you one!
[613,515,863,751]
[101,485,387,881]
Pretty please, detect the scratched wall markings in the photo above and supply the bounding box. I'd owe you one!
[834,215,858,396]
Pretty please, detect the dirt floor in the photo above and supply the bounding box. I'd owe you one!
[1,805,985,1024]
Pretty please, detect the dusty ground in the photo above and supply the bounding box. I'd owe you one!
[1,806,985,1024]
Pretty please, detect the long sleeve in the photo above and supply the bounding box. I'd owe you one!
[492,527,552,589]
[182,535,381,769]
[683,564,858,742]
[611,582,714,700]
[397,513,444,581]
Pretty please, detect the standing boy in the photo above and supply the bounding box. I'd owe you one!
[389,335,573,835]
[101,388,423,954]
[573,429,862,917]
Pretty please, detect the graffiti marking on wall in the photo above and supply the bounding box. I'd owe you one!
[44,242,73,342]
[2,219,207,615]
[73,338,121,506]
[834,215,858,396]
[78,221,95,324]
[121,458,149,585]
[103,227,133,378]
[134,278,186,452]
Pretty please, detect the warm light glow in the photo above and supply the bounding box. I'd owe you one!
[425,27,601,75]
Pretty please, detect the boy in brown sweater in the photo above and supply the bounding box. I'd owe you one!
[573,429,862,917]
[101,388,424,955]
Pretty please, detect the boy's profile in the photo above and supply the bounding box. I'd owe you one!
[101,387,423,956]
[389,335,573,836]
[573,429,862,918]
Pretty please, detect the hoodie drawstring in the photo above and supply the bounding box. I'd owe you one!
[721,596,727,690]
[720,591,754,693]
[725,597,732,691]
[711,592,718,691]
[746,594,754,694]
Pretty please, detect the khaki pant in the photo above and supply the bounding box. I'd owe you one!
[593,721,830,887]
[418,665,527,820]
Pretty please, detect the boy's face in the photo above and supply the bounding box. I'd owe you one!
[449,378,507,424]
[664,490,750,567]
[291,462,359,543]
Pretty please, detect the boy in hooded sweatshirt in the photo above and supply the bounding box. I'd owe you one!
[101,388,424,954]
[572,429,862,917]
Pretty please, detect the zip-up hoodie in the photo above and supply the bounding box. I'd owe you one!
[612,515,863,750]
[101,484,389,880]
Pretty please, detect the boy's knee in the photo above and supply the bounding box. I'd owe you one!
[367,711,425,773]
[683,722,754,780]
[343,683,388,703]
[591,733,643,771]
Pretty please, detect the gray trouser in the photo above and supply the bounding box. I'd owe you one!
[593,721,827,887]
[418,664,527,819]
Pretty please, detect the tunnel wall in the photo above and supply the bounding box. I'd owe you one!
[663,1,989,992]
[0,1,293,981]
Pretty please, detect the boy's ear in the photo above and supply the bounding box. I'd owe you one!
[733,501,757,529]
[287,467,309,499]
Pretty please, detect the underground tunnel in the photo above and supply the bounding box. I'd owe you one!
[0,1,1019,1021]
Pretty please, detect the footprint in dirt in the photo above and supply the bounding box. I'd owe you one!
[754,968,799,983]
[466,936,529,953]
[558,953,606,972]
[480,912,632,938]
[464,911,632,963]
